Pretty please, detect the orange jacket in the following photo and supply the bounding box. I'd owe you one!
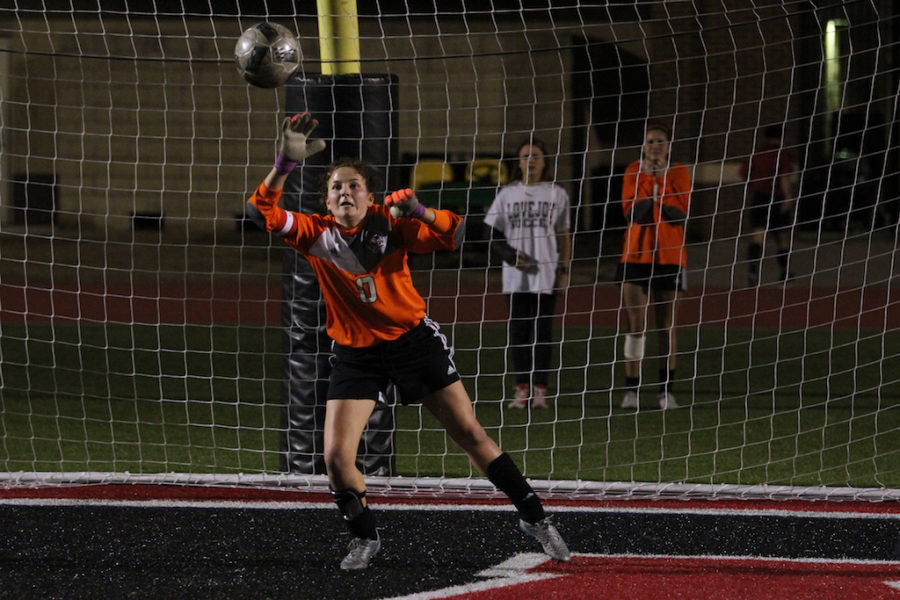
[248,183,463,347]
[620,161,691,268]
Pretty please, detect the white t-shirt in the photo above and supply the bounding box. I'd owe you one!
[483,181,570,294]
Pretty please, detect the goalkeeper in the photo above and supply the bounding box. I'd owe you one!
[616,122,691,411]
[246,113,570,571]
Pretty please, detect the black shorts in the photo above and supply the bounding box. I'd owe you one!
[748,192,793,231]
[327,317,461,405]
[615,261,687,293]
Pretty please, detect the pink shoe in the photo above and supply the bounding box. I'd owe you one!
[532,385,548,408]
[507,384,529,409]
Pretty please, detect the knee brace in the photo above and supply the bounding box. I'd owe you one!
[331,488,367,522]
[624,334,646,361]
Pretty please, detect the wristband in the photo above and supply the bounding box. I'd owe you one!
[410,202,426,219]
[274,154,299,175]
[556,265,569,275]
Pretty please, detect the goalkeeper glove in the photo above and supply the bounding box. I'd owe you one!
[274,113,327,174]
[385,188,426,219]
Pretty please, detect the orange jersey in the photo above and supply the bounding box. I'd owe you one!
[620,161,691,267]
[248,183,463,347]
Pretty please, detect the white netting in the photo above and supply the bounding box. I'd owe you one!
[0,1,897,500]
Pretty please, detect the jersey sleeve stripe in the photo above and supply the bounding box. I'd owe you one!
[277,211,295,237]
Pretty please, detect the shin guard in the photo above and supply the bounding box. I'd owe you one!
[331,488,377,540]
[487,453,545,524]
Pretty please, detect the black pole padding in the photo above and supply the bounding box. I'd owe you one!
[278,73,399,476]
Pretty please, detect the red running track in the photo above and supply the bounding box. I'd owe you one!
[0,281,896,329]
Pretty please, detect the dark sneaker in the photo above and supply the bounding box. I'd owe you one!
[340,535,381,570]
[519,517,571,562]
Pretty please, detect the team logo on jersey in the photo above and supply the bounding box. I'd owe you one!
[308,212,397,274]
[367,232,388,255]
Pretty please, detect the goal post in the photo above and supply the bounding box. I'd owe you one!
[0,2,897,501]
[275,0,396,476]
[280,72,400,476]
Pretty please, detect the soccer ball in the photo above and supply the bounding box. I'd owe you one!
[234,22,301,89]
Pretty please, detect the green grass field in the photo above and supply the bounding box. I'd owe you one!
[1,322,897,489]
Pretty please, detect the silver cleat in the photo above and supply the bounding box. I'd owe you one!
[340,535,381,570]
[519,516,571,562]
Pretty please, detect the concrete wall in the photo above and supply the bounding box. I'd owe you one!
[0,4,894,238]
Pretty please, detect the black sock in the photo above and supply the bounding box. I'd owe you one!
[625,376,640,391]
[748,243,762,276]
[487,452,545,524]
[776,252,789,276]
[658,369,676,394]
[331,488,378,540]
[348,507,377,540]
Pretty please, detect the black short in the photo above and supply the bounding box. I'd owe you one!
[747,192,793,231]
[327,317,461,405]
[615,262,687,293]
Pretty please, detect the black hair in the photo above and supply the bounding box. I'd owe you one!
[510,137,551,182]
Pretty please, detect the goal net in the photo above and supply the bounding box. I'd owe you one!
[0,1,897,501]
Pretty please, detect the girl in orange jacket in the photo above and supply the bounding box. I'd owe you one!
[615,123,691,410]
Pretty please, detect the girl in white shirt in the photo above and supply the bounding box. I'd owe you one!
[483,138,572,409]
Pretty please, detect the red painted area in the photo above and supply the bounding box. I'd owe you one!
[1,282,896,329]
[0,483,332,503]
[435,285,899,330]
[441,555,900,600]
[0,282,282,326]
[679,285,899,330]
